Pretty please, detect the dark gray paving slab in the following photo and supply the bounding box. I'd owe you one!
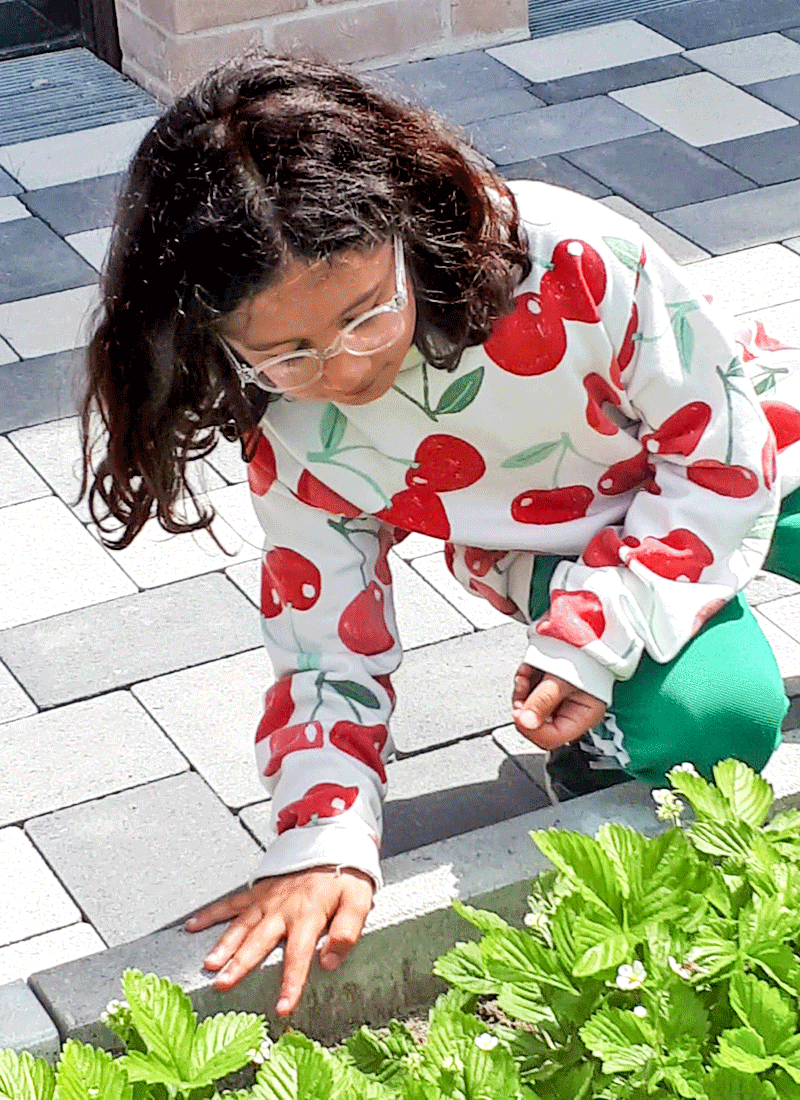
[0,980,59,1059]
[0,216,96,303]
[780,28,800,46]
[703,126,800,186]
[470,96,659,164]
[0,164,20,196]
[527,53,700,105]
[376,50,529,107]
[656,179,800,254]
[0,349,83,432]
[564,130,755,211]
[498,154,611,198]
[746,74,800,120]
[20,172,124,235]
[637,0,800,48]
[25,772,263,947]
[438,88,544,126]
[0,573,262,707]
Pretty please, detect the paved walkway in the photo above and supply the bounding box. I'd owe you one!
[2,0,800,990]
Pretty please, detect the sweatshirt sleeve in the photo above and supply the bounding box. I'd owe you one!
[244,429,401,890]
[523,231,780,703]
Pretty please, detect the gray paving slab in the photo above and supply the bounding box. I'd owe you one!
[0,573,261,707]
[438,88,544,126]
[0,348,84,431]
[391,555,474,649]
[763,733,800,811]
[746,569,800,605]
[703,125,800,186]
[66,227,111,271]
[0,216,96,303]
[0,981,59,1060]
[0,827,81,944]
[20,172,125,235]
[204,435,248,484]
[684,244,800,314]
[25,772,264,948]
[376,50,530,107]
[746,73,800,120]
[0,434,49,505]
[738,299,800,346]
[0,692,187,827]
[0,923,104,988]
[565,130,754,212]
[492,722,547,784]
[225,557,259,606]
[0,660,35,723]
[409,551,510,629]
[526,53,699,105]
[758,592,800,647]
[599,195,711,263]
[469,96,659,165]
[391,531,441,560]
[753,607,800,695]
[0,195,29,223]
[0,334,17,364]
[685,33,800,86]
[498,153,611,198]
[0,164,21,196]
[0,284,97,359]
[637,0,800,49]
[656,179,800,255]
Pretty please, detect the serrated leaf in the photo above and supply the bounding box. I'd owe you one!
[482,928,575,992]
[574,929,634,978]
[669,769,733,823]
[341,1021,417,1085]
[55,1039,134,1100]
[764,808,800,838]
[434,940,498,996]
[0,1049,55,1100]
[688,820,755,860]
[771,1070,800,1098]
[729,972,796,1052]
[249,1034,338,1100]
[531,830,622,919]
[712,760,774,826]
[603,237,642,274]
[319,403,347,451]
[579,1008,656,1074]
[462,1037,523,1100]
[189,1011,266,1084]
[714,1028,774,1073]
[452,898,510,935]
[329,680,380,708]
[706,1066,777,1100]
[501,440,561,469]
[497,980,556,1028]
[662,982,709,1046]
[434,367,484,415]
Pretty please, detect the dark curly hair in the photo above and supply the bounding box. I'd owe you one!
[80,51,531,547]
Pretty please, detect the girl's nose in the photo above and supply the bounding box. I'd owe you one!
[323,349,374,393]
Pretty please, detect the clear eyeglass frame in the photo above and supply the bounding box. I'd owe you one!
[218,236,408,395]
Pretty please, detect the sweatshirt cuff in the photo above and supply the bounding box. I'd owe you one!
[250,823,383,892]
[523,632,617,705]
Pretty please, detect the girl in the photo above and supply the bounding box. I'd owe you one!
[81,52,800,1018]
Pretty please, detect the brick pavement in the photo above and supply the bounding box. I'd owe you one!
[1,2,800,1027]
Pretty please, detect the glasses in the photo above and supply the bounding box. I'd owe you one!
[219,237,408,394]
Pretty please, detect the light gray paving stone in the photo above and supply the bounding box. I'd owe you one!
[0,496,136,631]
[390,532,441,560]
[488,21,682,83]
[133,649,273,810]
[25,772,264,948]
[0,828,81,945]
[599,195,711,263]
[492,722,547,785]
[0,284,97,358]
[0,692,187,826]
[0,923,104,987]
[0,334,18,363]
[753,607,800,695]
[409,551,510,629]
[0,661,35,724]
[205,435,248,484]
[200,481,265,557]
[390,556,473,650]
[685,34,800,87]
[611,73,797,147]
[0,195,30,223]
[390,621,528,753]
[784,237,800,257]
[685,244,800,314]
[0,981,60,1060]
[738,299,800,345]
[225,557,259,606]
[65,226,112,271]
[0,573,262,708]
[763,733,800,811]
[757,592,800,646]
[0,435,49,506]
[658,181,800,256]
[746,569,800,605]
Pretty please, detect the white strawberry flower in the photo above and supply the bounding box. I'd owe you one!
[652,789,685,825]
[669,762,700,778]
[632,1005,648,1018]
[248,1035,273,1064]
[616,961,647,990]
[474,1033,499,1051]
[668,949,704,981]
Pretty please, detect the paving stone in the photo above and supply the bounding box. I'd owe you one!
[198,481,265,557]
[498,154,611,199]
[747,73,800,119]
[758,592,800,646]
[0,116,157,190]
[784,237,800,257]
[26,772,264,947]
[753,607,800,694]
[526,53,700,105]
[0,335,17,364]
[685,33,800,86]
[657,180,800,255]
[599,196,711,263]
[0,692,187,825]
[637,0,800,49]
[376,50,529,108]
[391,555,473,650]
[0,660,36,723]
[0,284,97,359]
[0,981,60,1060]
[565,130,754,212]
[204,435,248,484]
[737,299,800,346]
[0,496,136,632]
[390,531,441,560]
[409,551,510,629]
[703,125,800,186]
[0,573,261,707]
[0,923,104,987]
[443,89,546,126]
[0,216,97,303]
[0,165,21,196]
[390,621,528,753]
[20,172,124,234]
[0,195,29,223]
[684,244,800,313]
[786,698,800,729]
[225,557,259,606]
[762,735,800,811]
[470,96,659,164]
[0,828,81,944]
[66,226,111,270]
[133,648,273,810]
[0,435,49,506]
[0,349,84,431]
[492,722,547,785]
[746,569,800,605]
[611,73,797,148]
[488,21,682,83]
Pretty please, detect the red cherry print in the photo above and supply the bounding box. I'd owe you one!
[374,672,396,706]
[540,239,607,323]
[444,542,456,574]
[734,325,757,363]
[762,436,777,490]
[295,469,361,517]
[330,721,389,783]
[623,529,714,582]
[276,782,359,835]
[375,526,394,586]
[754,320,796,353]
[536,589,606,648]
[338,582,394,655]
[583,528,638,568]
[597,448,654,496]
[484,292,567,376]
[261,559,283,619]
[468,577,519,616]
[616,302,639,379]
[686,460,759,498]
[377,486,451,539]
[584,373,622,436]
[634,245,647,291]
[263,720,324,777]
[406,435,486,492]
[511,485,594,525]
[642,402,712,457]
[691,598,728,635]
[464,547,507,577]
[255,678,295,743]
[247,431,277,496]
[762,401,800,452]
[263,547,322,611]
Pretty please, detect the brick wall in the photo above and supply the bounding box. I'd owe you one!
[114,0,529,101]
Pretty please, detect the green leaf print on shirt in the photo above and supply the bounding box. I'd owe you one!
[308,403,413,509]
[393,362,484,421]
[501,439,563,468]
[603,236,650,285]
[329,679,381,709]
[320,403,347,451]
[667,301,699,375]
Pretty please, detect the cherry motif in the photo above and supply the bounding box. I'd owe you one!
[484,292,568,376]
[540,239,607,323]
[295,469,361,517]
[583,527,638,568]
[686,460,759,498]
[691,598,728,635]
[377,486,451,539]
[406,435,486,492]
[247,432,277,496]
[464,547,507,577]
[338,582,394,655]
[261,548,322,619]
[276,782,358,835]
[622,529,714,583]
[614,302,639,381]
[536,589,606,648]
[375,526,395,586]
[511,485,594,525]
[762,437,777,491]
[584,373,622,436]
[255,678,295,743]
[762,401,800,452]
[374,672,396,706]
[642,402,711,457]
[444,542,456,574]
[329,721,389,783]
[754,320,796,353]
[468,577,519,616]
[263,720,324,777]
[597,448,654,496]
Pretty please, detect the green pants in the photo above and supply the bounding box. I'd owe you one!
[530,486,800,784]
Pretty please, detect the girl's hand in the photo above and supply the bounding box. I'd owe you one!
[185,866,374,1015]
[511,663,606,749]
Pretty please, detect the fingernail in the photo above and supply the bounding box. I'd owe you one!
[518,711,539,730]
[185,917,198,930]
[276,997,291,1014]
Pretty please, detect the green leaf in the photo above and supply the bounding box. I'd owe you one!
[531,830,622,920]
[452,898,511,935]
[672,313,695,373]
[706,1067,777,1100]
[669,769,733,823]
[754,374,777,396]
[688,820,755,861]
[189,1011,266,1085]
[501,440,561,469]
[579,1007,657,1074]
[764,808,800,839]
[122,969,196,1076]
[434,940,498,996]
[55,1040,134,1100]
[770,1070,800,1098]
[712,760,774,827]
[714,1028,774,1074]
[434,367,484,415]
[662,982,709,1046]
[0,1049,55,1100]
[572,922,632,978]
[603,237,642,275]
[482,928,575,993]
[319,403,347,451]
[729,972,796,1051]
[497,980,556,1028]
[117,1050,185,1088]
[341,1020,417,1084]
[328,680,380,709]
[249,1034,339,1100]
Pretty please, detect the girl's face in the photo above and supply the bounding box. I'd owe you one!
[221,240,416,406]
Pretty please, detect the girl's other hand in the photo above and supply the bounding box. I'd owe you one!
[511,663,606,749]
[185,867,374,1015]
